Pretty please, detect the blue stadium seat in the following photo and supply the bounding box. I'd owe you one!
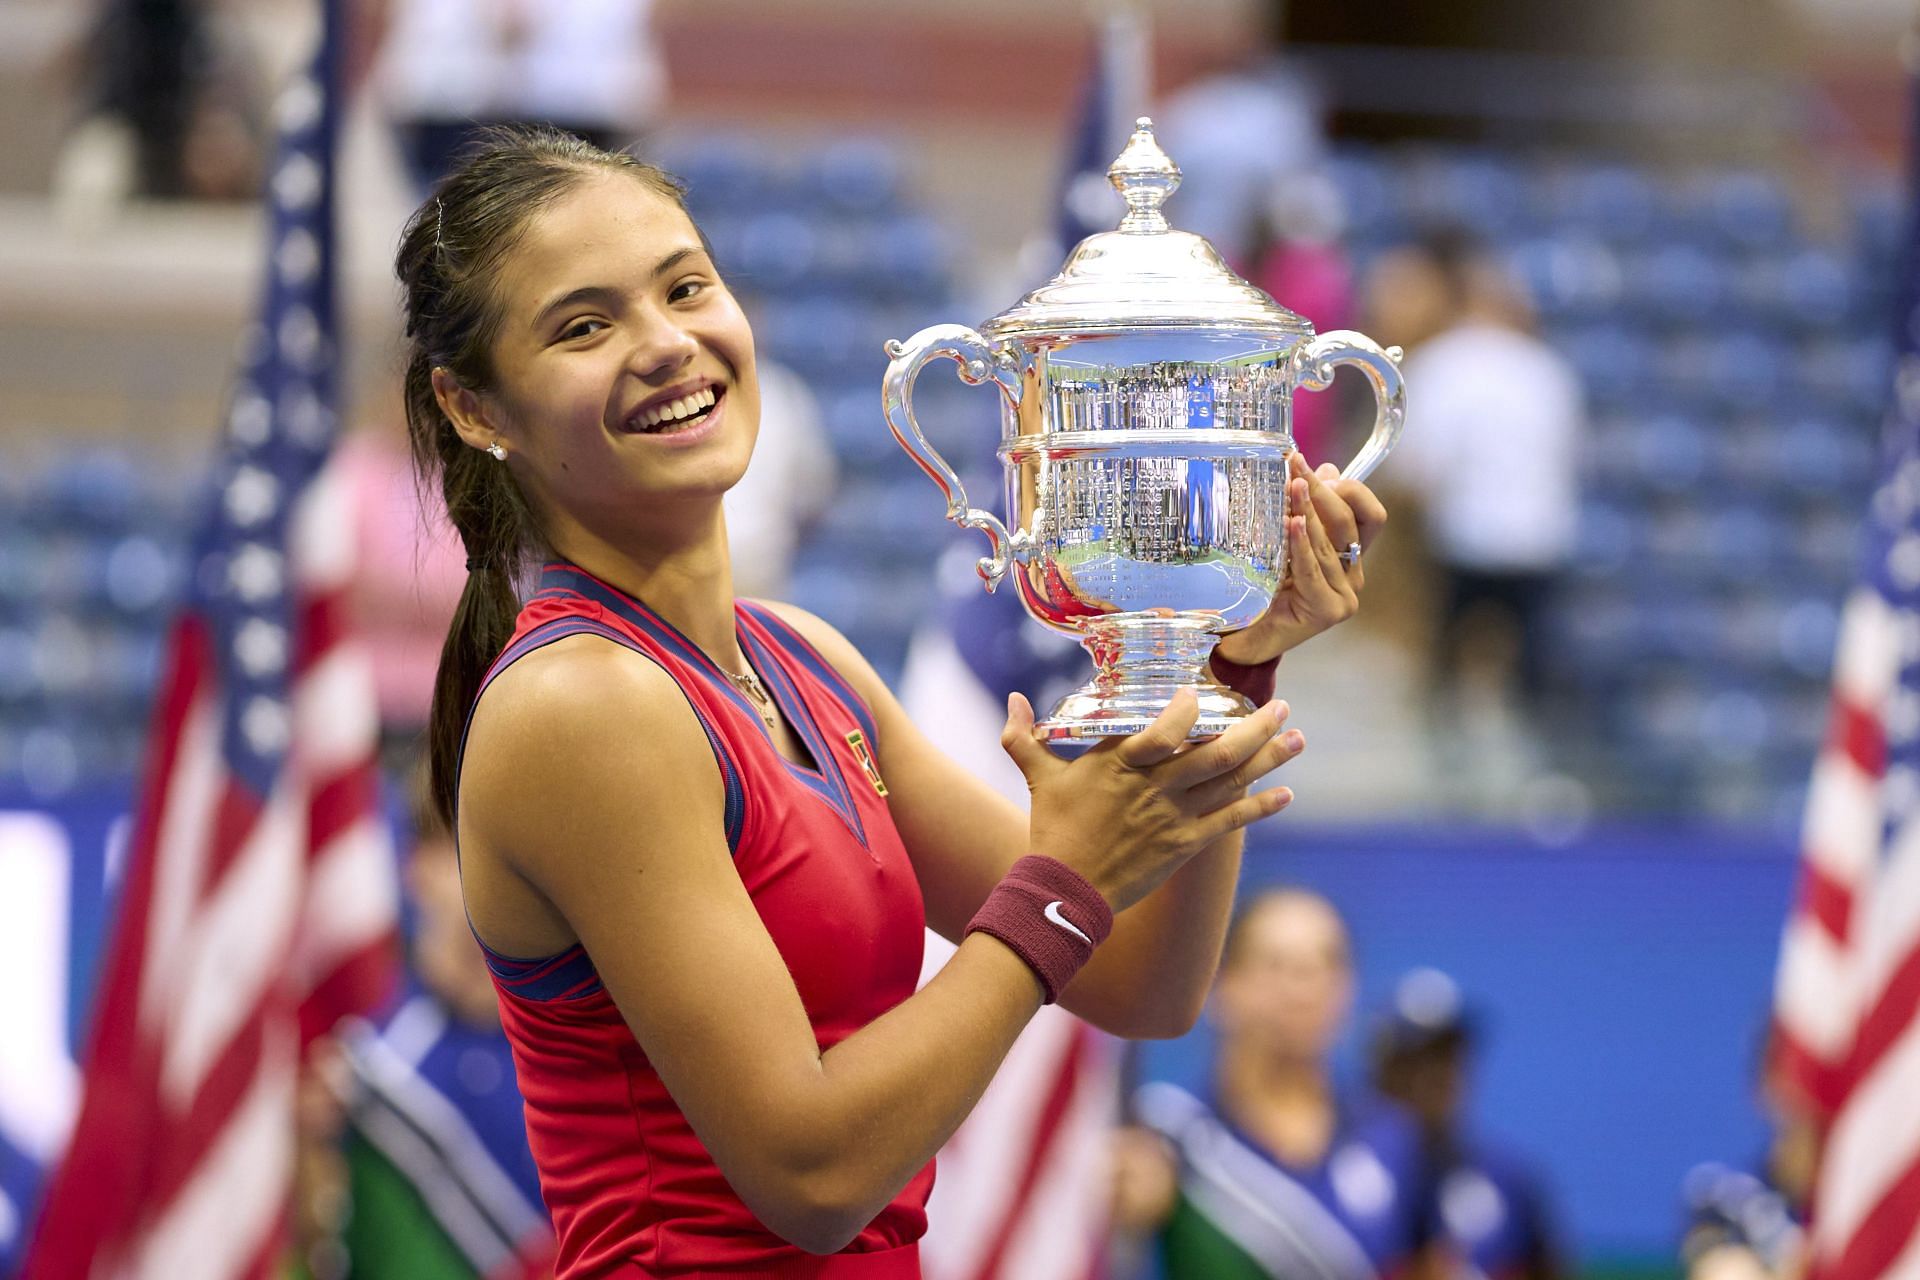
[731,212,819,292]
[1540,163,1660,245]
[1570,499,1637,576]
[1849,176,1905,268]
[1701,330,1791,409]
[1774,594,1841,678]
[1773,247,1858,330]
[100,534,184,619]
[1507,235,1623,320]
[1325,149,1401,247]
[1692,171,1795,253]
[1554,322,1652,404]
[1626,243,1728,326]
[1401,151,1532,239]
[33,451,147,533]
[12,722,83,797]
[1626,411,1713,494]
[757,296,874,380]
[1792,503,1863,577]
[872,216,952,296]
[0,623,38,708]
[806,138,904,215]
[1694,685,1776,763]
[655,134,772,213]
[1545,584,1639,676]
[1793,334,1892,416]
[821,385,898,464]
[1701,504,1786,579]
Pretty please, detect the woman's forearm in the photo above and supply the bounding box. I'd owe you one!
[1058,830,1246,1038]
[739,934,1042,1252]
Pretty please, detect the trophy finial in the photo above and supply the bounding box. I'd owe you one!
[1107,116,1181,234]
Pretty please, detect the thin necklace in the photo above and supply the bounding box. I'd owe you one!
[725,664,780,733]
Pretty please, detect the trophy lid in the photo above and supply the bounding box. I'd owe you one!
[981,117,1313,342]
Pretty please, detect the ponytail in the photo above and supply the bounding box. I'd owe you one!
[426,564,522,826]
[402,347,532,827]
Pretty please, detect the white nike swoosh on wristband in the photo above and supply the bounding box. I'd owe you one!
[1044,900,1093,945]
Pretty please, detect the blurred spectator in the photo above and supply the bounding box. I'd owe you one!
[1680,1164,1803,1280]
[1246,170,1353,465]
[724,358,838,601]
[1370,968,1565,1280]
[295,767,554,1280]
[1112,889,1443,1280]
[372,0,667,193]
[1155,24,1326,269]
[1360,241,1459,356]
[1379,229,1585,728]
[1676,1031,1815,1280]
[335,421,464,754]
[54,0,266,209]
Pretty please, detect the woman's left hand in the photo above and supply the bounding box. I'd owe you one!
[1212,450,1388,667]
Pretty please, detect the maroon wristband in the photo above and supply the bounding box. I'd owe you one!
[1210,652,1279,706]
[966,855,1114,1004]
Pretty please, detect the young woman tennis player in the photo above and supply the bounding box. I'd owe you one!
[397,126,1386,1278]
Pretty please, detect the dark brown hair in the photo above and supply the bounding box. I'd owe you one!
[394,124,687,826]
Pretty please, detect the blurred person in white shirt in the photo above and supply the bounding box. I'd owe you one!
[724,359,837,600]
[1154,9,1326,270]
[372,0,667,192]
[1378,229,1585,723]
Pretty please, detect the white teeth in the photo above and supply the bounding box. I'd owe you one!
[637,386,718,430]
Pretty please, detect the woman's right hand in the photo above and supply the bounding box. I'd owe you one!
[999,688,1303,913]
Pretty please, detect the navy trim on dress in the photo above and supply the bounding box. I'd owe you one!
[477,940,605,1002]
[737,601,881,751]
[533,562,878,845]
[739,623,867,845]
[538,565,774,735]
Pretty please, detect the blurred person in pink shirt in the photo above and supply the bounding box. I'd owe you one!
[334,423,466,747]
[1245,170,1353,467]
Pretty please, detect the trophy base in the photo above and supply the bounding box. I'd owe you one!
[1034,612,1258,747]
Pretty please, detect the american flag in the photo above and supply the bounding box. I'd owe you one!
[1772,77,1920,1280]
[23,2,399,1274]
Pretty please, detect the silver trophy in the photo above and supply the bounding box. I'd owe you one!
[883,118,1406,743]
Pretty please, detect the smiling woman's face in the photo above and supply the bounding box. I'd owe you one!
[475,171,761,546]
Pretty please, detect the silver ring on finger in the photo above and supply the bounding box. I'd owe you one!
[1338,541,1362,568]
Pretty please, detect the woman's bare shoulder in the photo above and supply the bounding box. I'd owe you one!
[460,633,722,862]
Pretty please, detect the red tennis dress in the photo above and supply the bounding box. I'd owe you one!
[463,561,932,1277]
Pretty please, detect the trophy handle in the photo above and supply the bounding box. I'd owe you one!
[882,324,1027,591]
[1290,330,1407,483]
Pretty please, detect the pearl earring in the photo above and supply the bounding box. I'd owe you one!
[486,441,507,461]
